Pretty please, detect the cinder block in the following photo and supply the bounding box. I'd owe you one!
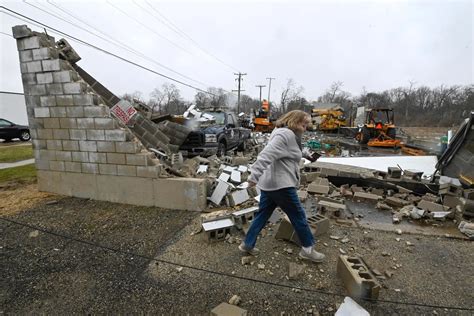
[99,164,117,175]
[59,118,77,128]
[19,50,33,62]
[42,59,62,72]
[53,129,69,140]
[105,130,126,141]
[32,47,56,60]
[96,175,154,207]
[210,302,247,316]
[56,95,74,106]
[337,255,381,300]
[17,36,40,50]
[37,170,97,199]
[36,73,53,84]
[43,118,60,128]
[137,165,159,178]
[232,206,258,229]
[117,165,137,177]
[69,129,87,140]
[417,200,449,212]
[62,140,79,151]
[153,178,207,211]
[353,192,382,203]
[87,130,106,141]
[73,94,97,106]
[22,73,36,85]
[64,161,82,173]
[37,149,56,160]
[81,163,99,174]
[46,139,62,150]
[12,25,33,39]
[275,214,329,245]
[88,152,107,163]
[307,183,330,195]
[25,61,42,73]
[97,141,115,152]
[107,153,126,164]
[114,141,140,154]
[47,83,63,95]
[37,128,53,139]
[439,183,463,197]
[84,106,108,117]
[66,106,84,118]
[28,84,47,95]
[20,63,28,74]
[72,151,89,162]
[63,82,86,94]
[35,159,50,170]
[53,70,75,83]
[40,96,56,107]
[94,118,115,129]
[77,118,95,129]
[49,161,65,171]
[32,139,47,149]
[79,140,97,152]
[55,150,72,161]
[126,154,148,166]
[387,167,402,179]
[443,195,461,209]
[50,107,67,117]
[385,196,411,207]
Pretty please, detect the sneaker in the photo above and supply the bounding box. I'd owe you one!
[298,248,325,263]
[238,242,260,256]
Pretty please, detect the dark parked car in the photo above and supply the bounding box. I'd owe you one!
[0,118,30,141]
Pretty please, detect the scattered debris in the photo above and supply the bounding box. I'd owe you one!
[335,296,370,316]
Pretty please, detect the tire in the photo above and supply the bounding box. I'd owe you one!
[217,141,226,157]
[3,138,12,142]
[20,130,31,141]
[357,127,370,144]
[387,128,396,139]
[237,140,246,152]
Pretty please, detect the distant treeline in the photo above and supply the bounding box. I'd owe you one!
[124,82,474,127]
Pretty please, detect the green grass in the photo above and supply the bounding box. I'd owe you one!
[0,145,34,163]
[0,164,37,184]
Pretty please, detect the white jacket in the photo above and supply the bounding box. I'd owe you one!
[249,128,302,191]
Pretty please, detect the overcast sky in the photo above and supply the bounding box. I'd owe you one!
[1,0,473,116]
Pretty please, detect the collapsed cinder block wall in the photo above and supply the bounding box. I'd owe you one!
[12,25,206,211]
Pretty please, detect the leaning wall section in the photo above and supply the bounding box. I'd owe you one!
[12,25,206,211]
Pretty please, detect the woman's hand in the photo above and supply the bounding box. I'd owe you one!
[248,181,257,187]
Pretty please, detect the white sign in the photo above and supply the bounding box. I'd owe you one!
[111,100,137,125]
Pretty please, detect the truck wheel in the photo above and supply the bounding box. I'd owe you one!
[20,130,31,141]
[237,140,246,152]
[357,127,370,144]
[217,141,226,157]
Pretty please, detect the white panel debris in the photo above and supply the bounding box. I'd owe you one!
[202,218,234,231]
[197,165,208,174]
[224,166,236,173]
[335,296,370,316]
[230,170,241,183]
[218,172,231,182]
[238,165,248,172]
[210,180,231,205]
[230,190,250,206]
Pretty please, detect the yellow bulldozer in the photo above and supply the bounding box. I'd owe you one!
[309,106,347,131]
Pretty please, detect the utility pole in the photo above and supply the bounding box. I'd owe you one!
[266,77,275,104]
[233,72,247,113]
[255,85,266,102]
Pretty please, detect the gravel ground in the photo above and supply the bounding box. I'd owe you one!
[1,195,473,315]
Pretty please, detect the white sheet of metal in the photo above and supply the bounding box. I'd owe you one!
[318,156,438,176]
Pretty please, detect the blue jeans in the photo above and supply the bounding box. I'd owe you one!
[243,187,315,248]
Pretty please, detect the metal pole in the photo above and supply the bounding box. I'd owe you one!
[266,77,275,104]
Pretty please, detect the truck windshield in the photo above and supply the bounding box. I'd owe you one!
[205,112,226,125]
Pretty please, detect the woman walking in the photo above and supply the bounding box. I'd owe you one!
[239,110,325,263]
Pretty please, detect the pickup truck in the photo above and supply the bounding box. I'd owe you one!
[179,111,251,157]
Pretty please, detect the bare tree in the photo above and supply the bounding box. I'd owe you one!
[150,83,182,115]
[279,79,304,113]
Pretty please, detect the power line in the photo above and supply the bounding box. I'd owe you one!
[1,216,472,312]
[255,84,266,102]
[141,0,240,73]
[0,6,217,96]
[105,1,195,57]
[0,90,24,95]
[26,0,211,89]
[266,77,276,104]
[0,30,13,38]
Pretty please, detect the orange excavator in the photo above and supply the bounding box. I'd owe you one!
[355,108,401,148]
[252,99,275,133]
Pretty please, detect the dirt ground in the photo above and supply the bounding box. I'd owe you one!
[1,183,473,315]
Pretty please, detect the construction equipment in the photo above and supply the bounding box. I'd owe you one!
[355,108,401,148]
[310,106,347,131]
[252,99,275,133]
